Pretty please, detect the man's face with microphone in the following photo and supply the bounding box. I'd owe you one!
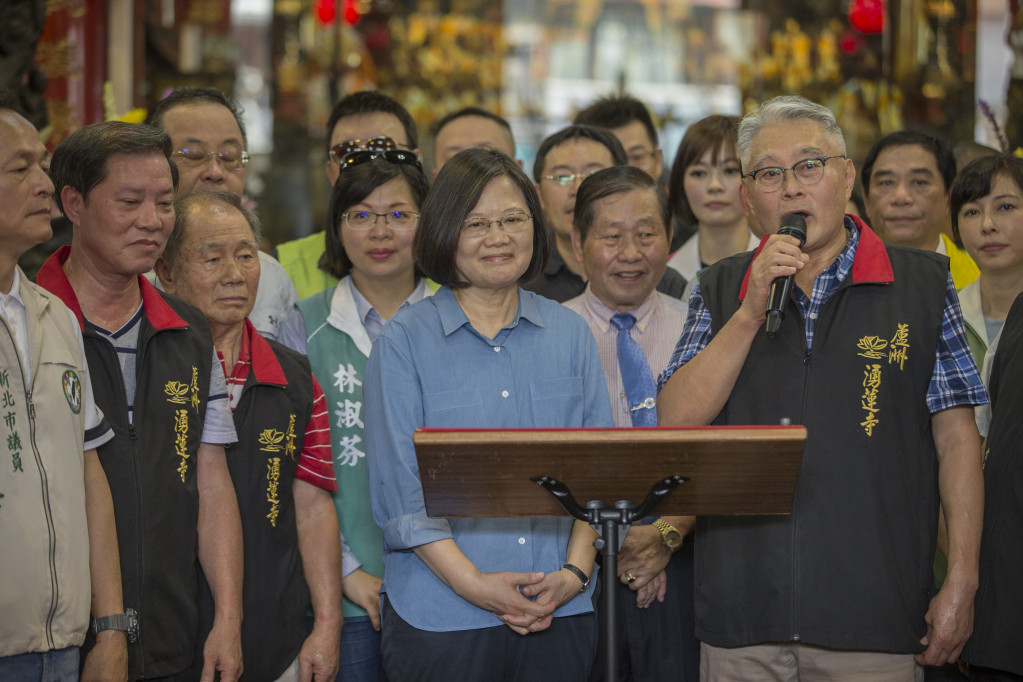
[740,116,856,259]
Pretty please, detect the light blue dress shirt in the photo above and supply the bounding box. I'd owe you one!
[364,286,614,632]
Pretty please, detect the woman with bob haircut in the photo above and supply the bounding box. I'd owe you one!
[279,148,433,681]
[665,114,759,284]
[364,148,613,681]
[956,153,1023,679]
[948,153,1023,375]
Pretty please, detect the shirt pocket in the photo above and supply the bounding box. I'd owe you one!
[529,376,584,427]
[424,388,486,427]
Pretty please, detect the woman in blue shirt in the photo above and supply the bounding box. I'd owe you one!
[364,148,613,681]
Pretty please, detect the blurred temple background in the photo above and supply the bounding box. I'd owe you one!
[4,0,1017,250]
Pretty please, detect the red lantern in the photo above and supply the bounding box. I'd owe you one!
[343,0,360,25]
[848,0,885,34]
[315,0,361,26]
[315,0,336,25]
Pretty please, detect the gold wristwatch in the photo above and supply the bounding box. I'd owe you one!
[653,519,683,552]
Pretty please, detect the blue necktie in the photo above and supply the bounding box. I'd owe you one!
[610,313,657,427]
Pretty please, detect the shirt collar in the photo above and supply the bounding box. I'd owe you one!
[348,275,426,326]
[349,276,377,328]
[581,285,659,333]
[246,317,288,386]
[36,245,189,330]
[435,285,546,337]
[738,214,892,301]
[2,268,24,309]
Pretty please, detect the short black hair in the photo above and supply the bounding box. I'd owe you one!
[431,106,512,139]
[416,148,549,288]
[324,157,430,279]
[146,87,247,147]
[949,154,1023,247]
[861,131,956,197]
[324,90,418,158]
[50,121,179,215]
[574,166,671,243]
[667,114,740,226]
[164,190,262,268]
[574,94,658,148]
[532,124,627,183]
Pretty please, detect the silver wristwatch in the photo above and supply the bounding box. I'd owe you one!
[93,608,139,643]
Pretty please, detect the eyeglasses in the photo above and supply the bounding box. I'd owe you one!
[339,149,423,174]
[461,211,532,239]
[342,210,420,231]
[173,147,249,171]
[743,156,846,193]
[329,136,410,164]
[542,169,602,187]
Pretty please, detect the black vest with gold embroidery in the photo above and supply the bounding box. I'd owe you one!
[696,234,947,653]
[964,292,1023,675]
[196,334,315,681]
[84,294,213,679]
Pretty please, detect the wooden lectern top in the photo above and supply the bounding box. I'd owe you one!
[413,425,806,519]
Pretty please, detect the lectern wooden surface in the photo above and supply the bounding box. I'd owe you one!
[413,425,805,518]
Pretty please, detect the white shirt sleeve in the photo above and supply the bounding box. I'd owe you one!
[200,348,238,445]
[69,308,115,451]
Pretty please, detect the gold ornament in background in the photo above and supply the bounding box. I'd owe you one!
[36,39,74,78]
[46,0,87,17]
[187,0,225,24]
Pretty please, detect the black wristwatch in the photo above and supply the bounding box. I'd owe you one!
[93,608,139,643]
[562,563,590,592]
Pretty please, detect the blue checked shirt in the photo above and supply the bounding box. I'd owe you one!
[658,217,988,414]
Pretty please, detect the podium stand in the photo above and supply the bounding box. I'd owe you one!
[413,425,806,682]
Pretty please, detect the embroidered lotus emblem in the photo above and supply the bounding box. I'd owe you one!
[258,429,285,452]
[164,381,189,404]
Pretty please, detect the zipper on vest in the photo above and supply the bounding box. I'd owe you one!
[131,330,156,676]
[791,344,812,641]
[30,389,58,649]
[127,418,147,671]
[3,316,59,649]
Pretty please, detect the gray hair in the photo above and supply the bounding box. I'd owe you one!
[163,190,262,268]
[736,95,846,170]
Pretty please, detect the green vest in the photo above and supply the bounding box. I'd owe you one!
[276,232,340,300]
[297,287,379,619]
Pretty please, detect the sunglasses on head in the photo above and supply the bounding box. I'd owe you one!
[339,149,423,173]
[329,136,408,163]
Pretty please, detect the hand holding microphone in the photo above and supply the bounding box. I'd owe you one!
[765,214,807,337]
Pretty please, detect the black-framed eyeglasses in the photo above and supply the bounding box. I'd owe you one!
[329,136,410,164]
[743,156,846,193]
[173,147,249,171]
[342,210,420,231]
[542,169,602,187]
[460,210,532,239]
[339,149,423,174]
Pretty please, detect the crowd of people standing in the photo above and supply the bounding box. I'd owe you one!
[2,82,1023,682]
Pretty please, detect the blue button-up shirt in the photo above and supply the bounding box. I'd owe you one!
[364,286,614,632]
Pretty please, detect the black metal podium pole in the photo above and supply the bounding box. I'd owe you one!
[533,475,687,682]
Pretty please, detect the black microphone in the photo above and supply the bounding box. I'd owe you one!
[765,214,807,338]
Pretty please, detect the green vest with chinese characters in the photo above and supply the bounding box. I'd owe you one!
[298,287,379,619]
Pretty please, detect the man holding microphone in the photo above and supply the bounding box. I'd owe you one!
[657,95,987,680]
